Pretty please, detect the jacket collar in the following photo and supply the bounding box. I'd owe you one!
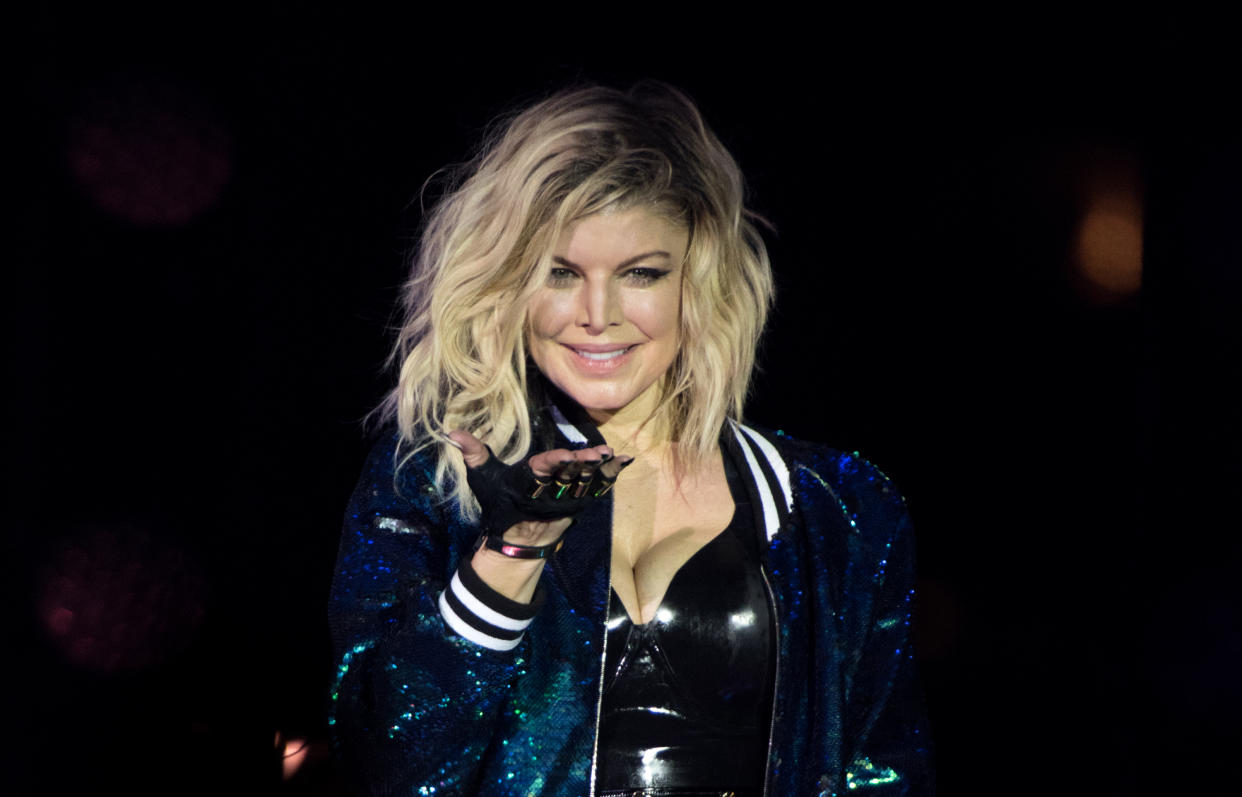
[532,377,794,541]
[531,371,793,545]
[536,385,794,592]
[726,421,794,543]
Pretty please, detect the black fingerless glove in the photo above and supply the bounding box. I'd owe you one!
[465,448,601,539]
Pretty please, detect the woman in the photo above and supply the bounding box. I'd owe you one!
[329,82,932,796]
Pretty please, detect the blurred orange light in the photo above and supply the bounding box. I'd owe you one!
[1076,191,1143,297]
[282,737,309,780]
[1073,145,1143,303]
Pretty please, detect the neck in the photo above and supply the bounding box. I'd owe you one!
[587,389,673,457]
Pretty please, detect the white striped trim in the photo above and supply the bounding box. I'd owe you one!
[549,404,589,446]
[447,571,532,632]
[437,591,523,651]
[731,426,781,541]
[738,424,794,513]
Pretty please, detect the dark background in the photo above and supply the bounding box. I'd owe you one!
[10,9,1240,796]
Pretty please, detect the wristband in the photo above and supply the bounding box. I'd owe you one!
[475,531,567,559]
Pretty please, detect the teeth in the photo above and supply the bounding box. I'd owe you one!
[575,347,631,361]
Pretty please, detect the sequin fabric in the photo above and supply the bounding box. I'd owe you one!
[328,424,933,795]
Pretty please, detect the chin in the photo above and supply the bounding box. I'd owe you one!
[558,386,633,414]
[531,344,671,421]
[544,372,663,421]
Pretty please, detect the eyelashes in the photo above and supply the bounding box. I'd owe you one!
[624,267,670,285]
[545,267,671,288]
[546,267,577,287]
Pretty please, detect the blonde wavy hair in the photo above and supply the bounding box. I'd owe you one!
[377,82,774,519]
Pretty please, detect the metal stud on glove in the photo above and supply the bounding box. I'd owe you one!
[464,444,633,558]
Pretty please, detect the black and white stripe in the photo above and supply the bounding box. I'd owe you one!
[549,403,589,447]
[438,558,545,651]
[438,420,790,649]
[730,422,794,541]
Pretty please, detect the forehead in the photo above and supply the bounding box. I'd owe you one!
[554,206,689,264]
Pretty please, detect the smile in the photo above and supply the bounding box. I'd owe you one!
[572,346,634,360]
[562,344,638,371]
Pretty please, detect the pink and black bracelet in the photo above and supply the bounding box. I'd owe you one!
[474,531,567,559]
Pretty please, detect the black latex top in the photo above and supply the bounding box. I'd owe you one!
[595,452,774,793]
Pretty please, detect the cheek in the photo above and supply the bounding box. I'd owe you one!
[627,291,681,340]
[527,293,570,338]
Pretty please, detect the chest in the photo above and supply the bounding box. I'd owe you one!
[607,455,736,625]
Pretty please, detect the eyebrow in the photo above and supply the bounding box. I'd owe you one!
[552,251,673,271]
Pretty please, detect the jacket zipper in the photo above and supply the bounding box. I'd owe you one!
[587,565,613,797]
[759,560,781,797]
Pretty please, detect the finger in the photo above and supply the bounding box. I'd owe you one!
[573,445,613,464]
[592,456,635,497]
[528,448,579,478]
[551,460,585,499]
[563,445,611,497]
[597,454,635,480]
[449,429,490,469]
[573,455,607,498]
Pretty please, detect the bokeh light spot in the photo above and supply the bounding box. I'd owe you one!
[37,524,206,671]
[67,74,232,226]
[1073,148,1144,303]
[1076,192,1143,297]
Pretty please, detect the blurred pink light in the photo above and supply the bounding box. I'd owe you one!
[67,75,232,226]
[37,525,205,671]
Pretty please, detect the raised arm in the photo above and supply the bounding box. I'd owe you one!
[328,430,627,795]
[328,433,527,795]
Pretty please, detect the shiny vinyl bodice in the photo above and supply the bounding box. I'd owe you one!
[329,421,934,796]
[596,454,774,794]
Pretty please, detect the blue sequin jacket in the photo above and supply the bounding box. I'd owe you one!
[329,416,933,796]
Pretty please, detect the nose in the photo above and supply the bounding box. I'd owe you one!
[578,277,621,335]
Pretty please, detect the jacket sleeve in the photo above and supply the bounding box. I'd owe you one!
[327,433,539,796]
[833,453,935,795]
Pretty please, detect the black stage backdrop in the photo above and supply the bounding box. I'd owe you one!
[10,9,1240,796]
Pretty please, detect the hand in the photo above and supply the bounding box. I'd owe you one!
[449,430,633,548]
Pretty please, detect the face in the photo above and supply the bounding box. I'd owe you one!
[526,206,688,423]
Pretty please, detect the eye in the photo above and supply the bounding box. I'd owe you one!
[546,266,578,287]
[624,267,671,285]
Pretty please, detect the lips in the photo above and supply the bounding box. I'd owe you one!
[561,343,637,372]
[570,346,634,361]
